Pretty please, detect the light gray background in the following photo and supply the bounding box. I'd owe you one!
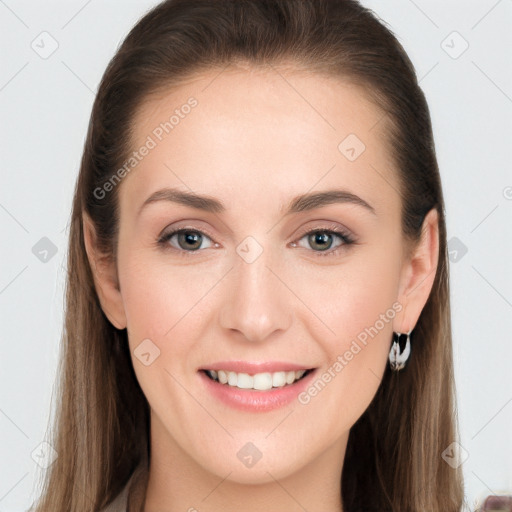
[1,1,511,510]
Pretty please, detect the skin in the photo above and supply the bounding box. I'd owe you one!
[84,64,439,512]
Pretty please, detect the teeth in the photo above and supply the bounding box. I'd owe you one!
[237,373,253,389]
[272,371,286,387]
[228,371,237,386]
[253,372,273,390]
[206,369,308,390]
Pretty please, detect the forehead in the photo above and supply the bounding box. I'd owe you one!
[121,65,399,219]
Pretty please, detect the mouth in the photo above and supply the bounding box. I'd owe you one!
[198,363,318,412]
[201,368,315,391]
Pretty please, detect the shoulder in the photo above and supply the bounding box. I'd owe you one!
[98,464,148,512]
[98,476,132,512]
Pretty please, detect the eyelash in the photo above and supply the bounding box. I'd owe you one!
[156,225,356,258]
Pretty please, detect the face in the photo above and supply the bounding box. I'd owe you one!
[104,65,416,484]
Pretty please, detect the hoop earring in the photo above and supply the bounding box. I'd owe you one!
[388,330,412,371]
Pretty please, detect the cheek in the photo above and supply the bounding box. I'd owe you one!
[295,244,402,420]
[117,250,222,362]
[120,263,173,343]
[301,242,402,343]
[115,229,403,472]
[117,256,202,418]
[119,232,402,365]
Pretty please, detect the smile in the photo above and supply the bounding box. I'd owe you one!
[198,363,318,412]
[204,369,312,391]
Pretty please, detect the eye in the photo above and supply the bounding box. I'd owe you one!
[291,226,355,257]
[157,228,216,252]
[157,224,356,257]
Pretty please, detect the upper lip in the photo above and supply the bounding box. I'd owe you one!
[199,361,314,374]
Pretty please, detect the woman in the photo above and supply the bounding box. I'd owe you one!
[31,0,466,510]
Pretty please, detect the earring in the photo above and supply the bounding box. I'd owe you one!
[388,330,412,371]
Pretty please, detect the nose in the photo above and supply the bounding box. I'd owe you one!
[218,247,293,344]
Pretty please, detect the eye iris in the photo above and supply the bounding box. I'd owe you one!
[309,232,332,251]
[178,231,202,250]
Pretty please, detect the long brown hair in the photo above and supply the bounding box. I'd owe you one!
[31,1,465,510]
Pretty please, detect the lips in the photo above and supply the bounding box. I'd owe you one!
[197,361,317,412]
[199,360,311,372]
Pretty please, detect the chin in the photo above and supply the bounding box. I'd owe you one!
[191,439,307,486]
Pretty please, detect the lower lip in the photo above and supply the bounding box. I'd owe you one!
[198,369,317,412]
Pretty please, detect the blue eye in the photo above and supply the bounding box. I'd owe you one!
[293,229,355,256]
[158,229,214,252]
[157,226,355,257]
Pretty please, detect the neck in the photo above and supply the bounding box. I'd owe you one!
[139,412,347,512]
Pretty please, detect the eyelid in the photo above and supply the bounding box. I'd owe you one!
[292,220,353,240]
[157,220,356,255]
[158,221,218,242]
[158,220,353,243]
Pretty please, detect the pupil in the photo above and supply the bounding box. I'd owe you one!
[181,231,201,250]
[311,232,331,250]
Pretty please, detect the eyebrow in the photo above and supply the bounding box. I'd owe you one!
[137,187,376,217]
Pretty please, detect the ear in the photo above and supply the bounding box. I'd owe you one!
[395,208,440,333]
[82,212,127,330]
